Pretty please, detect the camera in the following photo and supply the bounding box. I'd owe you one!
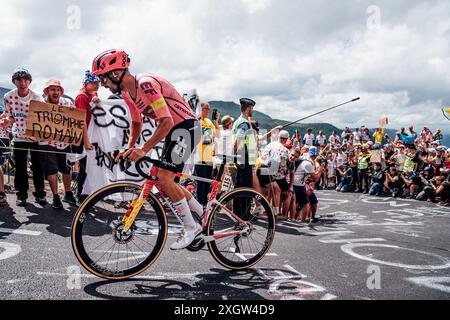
[212,109,219,121]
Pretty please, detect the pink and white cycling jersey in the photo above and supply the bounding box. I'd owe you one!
[122,74,196,125]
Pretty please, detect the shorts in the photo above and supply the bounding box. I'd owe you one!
[308,191,318,205]
[159,119,201,174]
[294,185,309,207]
[256,168,273,187]
[39,145,71,176]
[0,138,10,165]
[276,178,290,192]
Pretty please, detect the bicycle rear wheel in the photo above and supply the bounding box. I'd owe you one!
[207,188,275,270]
[71,183,167,280]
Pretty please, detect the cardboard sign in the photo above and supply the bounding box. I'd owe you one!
[378,117,389,126]
[26,101,86,146]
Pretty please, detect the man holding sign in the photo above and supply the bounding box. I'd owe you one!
[38,79,78,210]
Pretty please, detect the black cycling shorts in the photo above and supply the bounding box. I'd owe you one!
[158,119,201,174]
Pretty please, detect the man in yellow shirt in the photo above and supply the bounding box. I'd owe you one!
[373,127,385,145]
[194,102,219,205]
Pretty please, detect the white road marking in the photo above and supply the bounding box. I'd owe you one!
[340,243,450,270]
[0,228,41,236]
[0,242,21,260]
[321,293,338,300]
[406,276,450,294]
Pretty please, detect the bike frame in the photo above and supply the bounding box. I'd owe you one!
[121,165,252,243]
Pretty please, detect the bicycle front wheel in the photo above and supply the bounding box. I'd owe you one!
[71,183,167,280]
[207,188,275,270]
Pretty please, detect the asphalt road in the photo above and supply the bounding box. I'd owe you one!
[1,189,450,300]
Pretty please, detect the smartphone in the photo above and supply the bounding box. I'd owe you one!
[212,109,218,121]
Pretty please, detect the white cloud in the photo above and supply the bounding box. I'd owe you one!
[0,0,449,133]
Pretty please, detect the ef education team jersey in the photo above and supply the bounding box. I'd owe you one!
[122,74,196,125]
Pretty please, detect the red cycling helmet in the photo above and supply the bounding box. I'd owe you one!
[92,49,129,76]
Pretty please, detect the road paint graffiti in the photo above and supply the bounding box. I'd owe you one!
[405,276,450,294]
[316,198,350,210]
[0,242,21,260]
[361,198,410,207]
[340,243,450,270]
[374,207,450,219]
[257,265,336,300]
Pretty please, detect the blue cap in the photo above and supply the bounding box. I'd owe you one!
[309,146,320,157]
[83,70,100,84]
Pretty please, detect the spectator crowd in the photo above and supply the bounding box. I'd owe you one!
[0,67,449,224]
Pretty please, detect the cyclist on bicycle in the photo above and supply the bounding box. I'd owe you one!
[91,49,203,250]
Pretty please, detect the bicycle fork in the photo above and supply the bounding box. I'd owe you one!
[122,170,157,232]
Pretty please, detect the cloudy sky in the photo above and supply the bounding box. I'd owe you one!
[1,0,449,132]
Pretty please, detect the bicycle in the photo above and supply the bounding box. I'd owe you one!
[71,154,275,280]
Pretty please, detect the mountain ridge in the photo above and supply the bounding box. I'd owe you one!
[0,86,448,146]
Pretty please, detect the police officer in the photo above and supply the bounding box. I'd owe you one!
[232,98,258,189]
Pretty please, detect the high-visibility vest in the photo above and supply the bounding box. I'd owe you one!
[232,115,257,165]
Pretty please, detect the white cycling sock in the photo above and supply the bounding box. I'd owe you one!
[173,198,197,231]
[188,197,204,217]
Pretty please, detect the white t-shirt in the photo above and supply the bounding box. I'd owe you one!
[353,131,361,143]
[303,133,315,146]
[336,153,347,167]
[3,89,43,142]
[38,97,74,150]
[329,134,340,145]
[327,159,336,177]
[214,129,233,164]
[293,158,315,186]
[316,134,327,146]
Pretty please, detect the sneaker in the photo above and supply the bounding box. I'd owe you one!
[63,193,77,206]
[35,197,48,206]
[310,218,320,224]
[16,198,27,207]
[51,196,64,210]
[170,224,203,250]
[0,193,8,207]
